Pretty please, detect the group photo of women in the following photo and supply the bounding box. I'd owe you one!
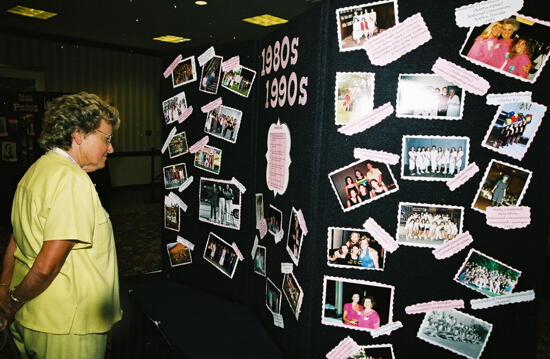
[163,197,180,232]
[267,204,283,235]
[327,228,384,270]
[221,65,256,98]
[461,16,550,81]
[204,104,242,143]
[286,208,304,265]
[334,72,375,125]
[203,232,239,279]
[162,90,187,124]
[193,145,221,175]
[199,55,222,94]
[163,162,188,189]
[198,178,241,230]
[171,55,196,87]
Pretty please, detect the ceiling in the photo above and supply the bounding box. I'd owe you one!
[0,0,320,55]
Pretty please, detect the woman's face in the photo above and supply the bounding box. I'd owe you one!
[366,163,373,170]
[355,170,362,178]
[364,299,373,310]
[490,23,502,37]
[351,232,360,243]
[351,246,360,255]
[515,39,527,54]
[360,239,368,249]
[352,294,360,303]
[449,89,456,97]
[346,177,353,185]
[359,185,368,195]
[502,176,509,183]
[501,24,515,39]
[350,189,358,198]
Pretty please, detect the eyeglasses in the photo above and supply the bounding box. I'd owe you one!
[95,128,113,145]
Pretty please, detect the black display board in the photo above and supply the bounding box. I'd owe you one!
[161,1,549,357]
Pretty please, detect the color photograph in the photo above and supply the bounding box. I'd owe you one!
[166,242,192,267]
[221,65,256,97]
[203,232,239,279]
[334,72,375,125]
[327,227,385,270]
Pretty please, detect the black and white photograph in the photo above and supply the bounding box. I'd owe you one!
[471,159,532,213]
[327,227,385,270]
[163,163,187,190]
[171,55,197,87]
[417,309,492,359]
[193,144,222,175]
[328,159,399,212]
[255,193,264,228]
[253,245,266,277]
[168,131,188,159]
[334,72,375,125]
[166,242,192,267]
[266,277,282,314]
[282,273,304,320]
[286,207,304,266]
[1,141,17,162]
[481,101,546,160]
[221,65,256,98]
[322,276,394,332]
[203,232,239,279]
[336,0,398,52]
[267,204,283,236]
[199,55,223,94]
[396,203,464,248]
[204,104,242,143]
[401,135,470,181]
[347,344,395,359]
[164,196,180,232]
[162,90,187,124]
[396,74,465,119]
[198,177,241,230]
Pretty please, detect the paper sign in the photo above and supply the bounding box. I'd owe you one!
[178,176,193,192]
[486,91,532,105]
[251,235,259,259]
[455,0,523,28]
[363,218,399,253]
[326,337,361,359]
[198,46,216,67]
[178,106,193,123]
[353,148,400,165]
[266,120,292,197]
[273,312,285,328]
[364,13,431,66]
[432,231,473,259]
[274,230,284,244]
[447,163,479,191]
[168,192,187,212]
[296,209,308,236]
[432,58,490,96]
[189,136,209,153]
[338,103,393,136]
[201,97,223,113]
[221,56,240,72]
[177,236,195,251]
[231,177,247,193]
[161,127,177,154]
[259,218,268,239]
[486,206,531,229]
[370,321,403,338]
[163,54,182,78]
[281,263,293,274]
[405,300,465,314]
[232,242,244,261]
[471,290,535,309]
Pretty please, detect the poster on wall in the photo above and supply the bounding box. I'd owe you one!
[266,120,291,196]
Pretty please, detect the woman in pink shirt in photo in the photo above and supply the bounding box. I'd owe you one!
[467,21,502,63]
[358,296,380,329]
[502,38,533,78]
[486,18,520,69]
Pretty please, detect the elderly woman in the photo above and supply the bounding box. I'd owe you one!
[0,92,122,359]
[358,296,380,329]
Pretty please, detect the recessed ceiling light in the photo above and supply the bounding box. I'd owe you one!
[195,1,207,5]
[153,35,191,43]
[6,5,57,20]
[242,14,288,27]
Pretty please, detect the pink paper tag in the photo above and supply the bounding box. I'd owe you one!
[326,337,360,359]
[486,91,532,105]
[364,13,431,66]
[432,231,473,260]
[231,242,244,261]
[296,209,308,236]
[337,102,394,136]
[189,136,209,153]
[178,106,193,123]
[455,0,523,28]
[470,290,535,309]
[198,46,216,67]
[370,321,403,338]
[163,54,182,78]
[231,177,247,193]
[405,299,465,314]
[259,218,268,239]
[485,206,531,229]
[432,58,490,96]
[353,148,400,165]
[221,56,240,72]
[447,162,479,191]
[201,97,223,113]
[363,218,399,253]
[161,127,177,154]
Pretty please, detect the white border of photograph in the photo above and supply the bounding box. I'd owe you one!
[255,193,264,229]
[471,159,532,214]
[163,162,188,190]
[204,104,242,144]
[164,197,180,232]
[334,72,376,126]
[395,202,464,248]
[354,344,395,359]
[171,55,197,88]
[286,207,305,266]
[198,177,242,230]
[166,242,192,267]
[193,144,222,175]
[266,277,282,314]
[168,131,189,159]
[221,64,256,98]
[199,55,223,94]
[282,272,304,321]
[253,245,267,277]
[202,231,239,279]
[162,90,187,124]
[326,227,386,271]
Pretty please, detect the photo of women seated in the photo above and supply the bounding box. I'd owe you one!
[461,16,550,82]
[327,228,385,270]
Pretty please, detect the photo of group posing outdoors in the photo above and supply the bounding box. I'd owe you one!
[401,135,469,181]
[454,248,521,298]
[336,0,398,52]
[198,178,241,230]
[471,159,531,213]
[204,104,242,143]
[203,232,239,279]
[163,162,187,189]
[327,227,385,270]
[396,74,464,119]
[168,131,188,159]
[322,276,394,332]
[348,345,395,359]
[286,207,304,266]
[396,203,464,248]
[162,90,187,124]
[482,101,546,160]
[193,144,222,175]
[334,72,375,125]
[221,65,256,98]
[329,159,399,212]
[166,242,192,267]
[460,15,550,82]
[199,55,222,94]
[171,55,197,88]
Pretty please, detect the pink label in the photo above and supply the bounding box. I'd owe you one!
[201,97,223,113]
[177,235,195,251]
[274,230,284,244]
[161,127,177,154]
[363,218,399,253]
[432,58,490,95]
[338,102,394,136]
[296,209,308,236]
[178,176,193,192]
[281,263,293,274]
[259,218,268,239]
[455,0,523,28]
[326,337,360,359]
[231,177,247,193]
[221,56,240,72]
[432,231,473,259]
[470,290,535,309]
[198,46,216,67]
[163,54,182,78]
[189,136,209,153]
[231,242,244,261]
[266,123,291,196]
[486,91,532,105]
[485,206,531,229]
[405,299,465,314]
[447,162,479,191]
[370,321,403,338]
[364,13,431,66]
[178,106,193,123]
[273,313,285,328]
[353,148,400,165]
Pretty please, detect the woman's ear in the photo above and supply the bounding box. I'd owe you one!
[72,129,83,146]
